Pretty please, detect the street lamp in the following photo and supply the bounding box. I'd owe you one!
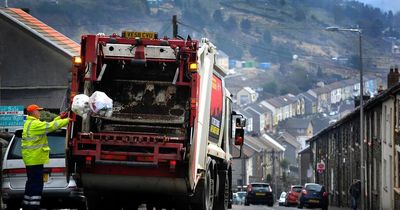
[325,26,365,210]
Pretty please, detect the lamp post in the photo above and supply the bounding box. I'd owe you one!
[325,26,364,210]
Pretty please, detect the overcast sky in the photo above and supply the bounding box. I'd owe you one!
[357,0,400,12]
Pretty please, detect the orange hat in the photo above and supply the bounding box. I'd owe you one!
[27,104,44,112]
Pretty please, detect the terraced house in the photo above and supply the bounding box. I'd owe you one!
[305,69,400,210]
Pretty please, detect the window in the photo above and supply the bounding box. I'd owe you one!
[8,133,66,159]
[373,158,377,190]
[384,159,387,189]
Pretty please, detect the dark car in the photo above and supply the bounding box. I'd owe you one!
[244,182,274,206]
[298,183,328,210]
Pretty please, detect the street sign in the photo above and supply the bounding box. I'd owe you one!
[317,162,325,174]
[0,106,24,129]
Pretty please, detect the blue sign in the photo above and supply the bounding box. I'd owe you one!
[0,106,24,128]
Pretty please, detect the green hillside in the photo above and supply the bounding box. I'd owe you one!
[6,0,400,96]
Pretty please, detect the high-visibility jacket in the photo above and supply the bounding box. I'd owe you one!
[22,115,69,166]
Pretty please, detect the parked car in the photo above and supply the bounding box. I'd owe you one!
[278,191,287,206]
[2,129,87,210]
[298,183,328,210]
[244,182,274,206]
[286,185,302,206]
[236,191,246,205]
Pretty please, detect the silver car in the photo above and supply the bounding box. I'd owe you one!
[1,129,86,210]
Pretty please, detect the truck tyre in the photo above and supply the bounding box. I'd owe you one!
[5,200,20,210]
[214,172,229,210]
[191,168,214,210]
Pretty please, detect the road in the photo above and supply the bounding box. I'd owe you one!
[137,204,336,210]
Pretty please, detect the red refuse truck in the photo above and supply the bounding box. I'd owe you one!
[66,31,245,210]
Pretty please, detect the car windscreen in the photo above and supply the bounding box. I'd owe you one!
[252,184,269,190]
[306,184,322,192]
[237,192,246,198]
[292,186,303,192]
[7,133,66,159]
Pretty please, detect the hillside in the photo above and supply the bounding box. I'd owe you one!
[5,0,400,96]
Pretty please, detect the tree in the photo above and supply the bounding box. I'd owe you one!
[213,9,223,23]
[240,19,251,31]
[266,174,272,183]
[280,159,289,171]
[263,81,278,95]
[263,31,272,45]
[224,16,237,31]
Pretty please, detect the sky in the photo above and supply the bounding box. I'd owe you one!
[357,0,400,12]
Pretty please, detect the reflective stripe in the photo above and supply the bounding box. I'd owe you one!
[24,195,41,200]
[23,200,40,205]
[54,121,59,129]
[23,134,46,141]
[21,144,48,150]
[45,122,49,134]
[25,120,35,138]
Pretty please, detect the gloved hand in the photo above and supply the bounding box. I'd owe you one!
[59,112,69,119]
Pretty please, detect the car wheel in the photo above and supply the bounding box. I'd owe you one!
[297,202,303,209]
[244,199,249,206]
[6,200,21,210]
[322,205,328,210]
[77,201,88,210]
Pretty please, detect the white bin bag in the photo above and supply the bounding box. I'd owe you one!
[71,94,91,118]
[89,91,113,117]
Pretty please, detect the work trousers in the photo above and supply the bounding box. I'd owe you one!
[351,196,358,210]
[22,164,44,210]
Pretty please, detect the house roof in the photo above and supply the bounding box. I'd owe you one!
[307,81,400,143]
[262,134,286,151]
[298,92,317,102]
[243,87,256,95]
[245,103,270,115]
[265,94,297,108]
[310,85,332,95]
[298,145,310,154]
[237,109,253,119]
[0,8,80,57]
[280,118,311,130]
[277,131,301,148]
[217,50,229,58]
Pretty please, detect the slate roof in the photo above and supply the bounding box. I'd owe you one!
[279,118,311,130]
[298,92,317,102]
[243,87,256,95]
[0,8,80,57]
[265,94,297,108]
[245,103,271,115]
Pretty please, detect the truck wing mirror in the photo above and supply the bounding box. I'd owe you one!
[234,128,244,146]
[232,112,246,159]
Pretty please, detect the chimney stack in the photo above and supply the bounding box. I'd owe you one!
[387,66,399,88]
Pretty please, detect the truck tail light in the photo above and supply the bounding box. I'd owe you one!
[50,167,65,173]
[85,156,93,165]
[101,154,128,161]
[73,56,82,66]
[169,160,177,172]
[3,168,26,175]
[189,63,198,71]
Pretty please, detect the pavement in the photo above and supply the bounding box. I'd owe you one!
[328,206,352,210]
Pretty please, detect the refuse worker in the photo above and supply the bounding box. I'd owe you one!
[21,104,70,210]
[349,179,361,210]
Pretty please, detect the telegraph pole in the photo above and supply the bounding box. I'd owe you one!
[172,15,178,38]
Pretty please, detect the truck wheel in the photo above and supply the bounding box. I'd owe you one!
[191,168,214,210]
[214,172,229,210]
